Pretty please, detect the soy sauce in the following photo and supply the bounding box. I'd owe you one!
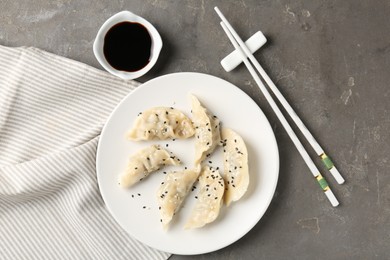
[103,22,152,72]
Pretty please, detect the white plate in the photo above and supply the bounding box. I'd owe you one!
[96,72,279,255]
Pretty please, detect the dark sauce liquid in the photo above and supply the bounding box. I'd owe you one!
[103,22,152,72]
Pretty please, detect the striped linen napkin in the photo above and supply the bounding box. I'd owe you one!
[0,45,170,260]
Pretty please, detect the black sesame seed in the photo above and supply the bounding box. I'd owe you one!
[173,139,176,141]
[206,142,210,146]
[163,171,167,174]
[208,194,211,197]
[234,139,237,143]
[209,161,212,164]
[195,196,198,199]
[159,206,161,210]
[155,113,158,117]
[147,157,150,160]
[166,111,168,115]
[161,182,164,185]
[143,206,146,209]
[138,193,141,196]
[184,167,187,170]
[208,128,211,132]
[160,219,162,222]
[232,184,236,188]
[134,167,138,170]
[166,144,169,147]
[215,197,218,200]
[131,195,134,198]
[216,167,219,170]
[206,123,209,126]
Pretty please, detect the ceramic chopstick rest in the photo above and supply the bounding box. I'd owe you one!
[220,31,266,72]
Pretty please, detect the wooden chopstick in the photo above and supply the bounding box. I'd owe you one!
[214,7,344,185]
[215,7,339,207]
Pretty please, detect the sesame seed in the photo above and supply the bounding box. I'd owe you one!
[173,139,176,141]
[195,196,198,199]
[216,167,219,170]
[163,121,167,124]
[161,182,164,185]
[184,167,187,170]
[132,195,134,198]
[147,157,150,160]
[143,206,146,209]
[215,197,218,200]
[160,219,162,222]
[209,161,212,164]
[159,206,161,210]
[138,193,141,196]
[166,144,169,147]
[155,113,158,117]
[163,171,167,174]
[134,167,138,170]
[166,111,168,115]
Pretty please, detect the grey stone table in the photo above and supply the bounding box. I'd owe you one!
[2,0,389,259]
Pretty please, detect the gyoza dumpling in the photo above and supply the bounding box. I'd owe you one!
[119,145,180,188]
[190,95,221,165]
[185,166,225,229]
[157,168,200,230]
[127,107,195,141]
[221,128,249,206]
